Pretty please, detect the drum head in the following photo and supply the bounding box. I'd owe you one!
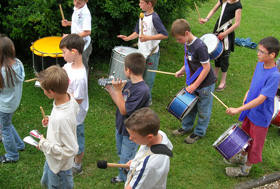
[200,34,219,54]
[113,46,139,56]
[272,96,280,119]
[30,36,63,58]
[212,124,236,147]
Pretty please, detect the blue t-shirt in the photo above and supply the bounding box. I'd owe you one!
[115,81,150,136]
[247,62,280,127]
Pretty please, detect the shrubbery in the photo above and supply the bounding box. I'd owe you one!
[0,0,208,59]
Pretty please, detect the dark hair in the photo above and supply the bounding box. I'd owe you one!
[143,0,157,7]
[0,34,16,89]
[36,65,69,94]
[124,107,160,137]
[171,19,191,37]
[59,34,85,54]
[124,52,146,75]
[259,36,280,57]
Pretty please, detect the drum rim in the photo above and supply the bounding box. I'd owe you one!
[212,124,238,147]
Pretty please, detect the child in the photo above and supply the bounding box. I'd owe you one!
[199,0,242,91]
[105,52,150,183]
[117,0,168,105]
[0,34,25,163]
[225,37,280,177]
[124,107,173,189]
[36,65,79,188]
[59,34,89,176]
[61,0,92,76]
[170,19,215,144]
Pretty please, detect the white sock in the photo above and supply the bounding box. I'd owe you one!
[242,164,251,173]
[73,162,81,169]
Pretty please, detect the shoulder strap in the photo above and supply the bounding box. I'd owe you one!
[217,2,227,30]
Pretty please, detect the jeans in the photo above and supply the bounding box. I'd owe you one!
[77,122,85,155]
[41,161,73,189]
[182,83,215,137]
[82,43,92,76]
[143,51,160,102]
[115,129,138,181]
[0,111,25,161]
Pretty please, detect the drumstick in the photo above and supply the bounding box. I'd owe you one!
[194,2,201,19]
[40,106,47,121]
[140,12,144,35]
[147,69,176,76]
[59,4,65,20]
[24,78,37,82]
[210,92,229,109]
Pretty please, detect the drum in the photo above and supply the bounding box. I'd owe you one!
[166,87,198,121]
[212,123,251,160]
[200,33,223,60]
[271,96,280,126]
[30,36,65,73]
[108,46,139,80]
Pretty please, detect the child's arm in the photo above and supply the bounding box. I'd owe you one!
[199,0,221,24]
[117,32,139,41]
[139,33,168,42]
[125,184,133,189]
[78,30,91,38]
[226,94,266,115]
[186,62,210,93]
[175,65,185,78]
[61,20,71,27]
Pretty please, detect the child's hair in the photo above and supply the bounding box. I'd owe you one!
[259,37,280,58]
[59,34,85,54]
[170,19,191,37]
[124,52,146,75]
[36,65,69,94]
[143,0,157,7]
[0,34,16,89]
[124,107,160,137]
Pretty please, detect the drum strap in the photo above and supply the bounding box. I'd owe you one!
[239,63,278,121]
[184,44,203,86]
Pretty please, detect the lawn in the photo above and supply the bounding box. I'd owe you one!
[1,0,280,188]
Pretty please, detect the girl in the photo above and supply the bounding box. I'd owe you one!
[0,34,25,163]
[199,0,242,91]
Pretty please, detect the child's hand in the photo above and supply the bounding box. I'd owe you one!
[186,84,197,94]
[42,116,49,127]
[112,79,126,92]
[226,108,239,116]
[217,32,226,40]
[175,70,184,78]
[117,35,129,41]
[199,18,207,24]
[126,160,132,168]
[139,34,149,42]
[61,20,69,27]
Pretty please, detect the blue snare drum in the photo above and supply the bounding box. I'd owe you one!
[200,33,224,60]
[212,123,251,160]
[166,88,198,121]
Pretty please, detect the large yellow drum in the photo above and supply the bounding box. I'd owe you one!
[30,36,65,73]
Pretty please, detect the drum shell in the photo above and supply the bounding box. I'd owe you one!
[200,33,224,60]
[271,96,280,126]
[33,55,65,73]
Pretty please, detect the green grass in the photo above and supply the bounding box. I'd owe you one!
[1,0,280,188]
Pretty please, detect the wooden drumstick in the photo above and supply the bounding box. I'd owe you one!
[147,69,176,76]
[194,2,201,19]
[40,106,47,121]
[24,78,37,82]
[210,92,229,109]
[59,4,65,20]
[140,12,144,35]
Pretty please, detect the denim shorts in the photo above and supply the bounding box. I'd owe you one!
[77,122,85,154]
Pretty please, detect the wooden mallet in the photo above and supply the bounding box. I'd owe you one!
[194,2,201,19]
[210,92,229,109]
[147,69,176,76]
[24,78,37,82]
[57,0,65,20]
[97,160,129,169]
[140,12,144,35]
[40,106,47,121]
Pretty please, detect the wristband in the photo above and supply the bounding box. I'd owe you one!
[206,17,209,21]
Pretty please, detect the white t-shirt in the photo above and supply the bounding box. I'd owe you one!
[125,130,173,189]
[64,63,88,125]
[71,4,91,50]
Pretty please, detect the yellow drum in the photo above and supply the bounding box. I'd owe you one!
[30,36,65,73]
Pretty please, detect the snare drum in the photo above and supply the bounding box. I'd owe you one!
[30,36,65,73]
[200,33,223,60]
[271,96,280,126]
[166,88,198,121]
[109,46,139,80]
[212,123,251,160]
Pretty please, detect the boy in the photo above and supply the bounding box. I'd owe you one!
[170,19,215,144]
[59,34,89,176]
[117,0,168,105]
[124,107,173,189]
[225,37,280,177]
[61,0,92,76]
[105,52,150,183]
[36,65,79,188]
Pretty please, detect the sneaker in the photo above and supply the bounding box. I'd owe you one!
[225,166,249,177]
[111,176,124,183]
[184,133,202,144]
[172,128,190,137]
[0,155,17,163]
[72,166,83,176]
[224,155,246,165]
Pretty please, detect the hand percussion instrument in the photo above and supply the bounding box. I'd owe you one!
[109,46,142,80]
[30,36,65,73]
[200,33,223,60]
[166,87,198,121]
[212,123,251,160]
[271,96,280,126]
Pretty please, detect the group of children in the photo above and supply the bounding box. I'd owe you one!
[1,0,280,188]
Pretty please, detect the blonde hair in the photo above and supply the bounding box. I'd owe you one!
[171,19,191,37]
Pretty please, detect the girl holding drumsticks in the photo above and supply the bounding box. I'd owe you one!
[199,0,242,91]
